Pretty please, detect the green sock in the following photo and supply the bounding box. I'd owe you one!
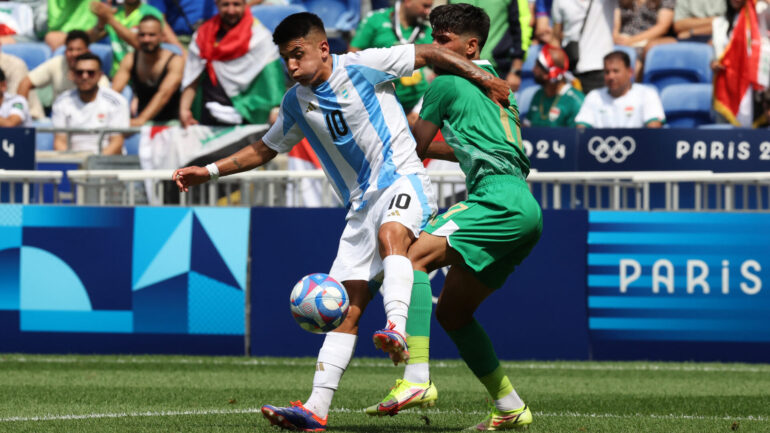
[406,270,431,365]
[447,318,512,399]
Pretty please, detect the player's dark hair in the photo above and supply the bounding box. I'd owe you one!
[429,4,490,49]
[139,14,163,26]
[0,68,6,83]
[66,30,91,47]
[604,50,631,68]
[273,12,326,46]
[74,52,102,68]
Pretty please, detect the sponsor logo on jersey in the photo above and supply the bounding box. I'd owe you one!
[306,102,317,113]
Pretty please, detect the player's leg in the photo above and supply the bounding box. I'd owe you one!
[262,280,371,431]
[437,266,531,431]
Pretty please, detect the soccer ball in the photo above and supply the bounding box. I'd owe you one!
[289,273,349,334]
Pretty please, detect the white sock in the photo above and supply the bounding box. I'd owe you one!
[403,362,430,383]
[304,332,357,418]
[381,255,413,336]
[495,389,526,412]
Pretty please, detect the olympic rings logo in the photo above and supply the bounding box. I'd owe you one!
[587,136,636,163]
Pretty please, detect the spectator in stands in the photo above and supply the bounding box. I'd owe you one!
[88,0,183,77]
[112,15,183,126]
[613,0,675,77]
[756,89,770,127]
[350,0,433,125]
[0,68,30,127]
[0,1,36,43]
[179,0,285,127]
[451,0,533,91]
[712,0,769,127]
[45,0,99,51]
[18,31,110,119]
[552,0,617,94]
[0,39,43,118]
[575,50,664,127]
[534,0,555,44]
[148,0,217,42]
[673,0,727,42]
[52,53,129,154]
[524,45,584,127]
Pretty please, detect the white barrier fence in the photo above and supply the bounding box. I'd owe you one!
[3,169,770,211]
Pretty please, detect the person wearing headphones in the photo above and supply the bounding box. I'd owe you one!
[524,45,585,127]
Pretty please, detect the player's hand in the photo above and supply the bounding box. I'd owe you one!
[172,166,209,192]
[483,76,512,108]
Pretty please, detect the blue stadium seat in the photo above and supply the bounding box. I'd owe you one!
[252,4,308,33]
[661,83,713,127]
[53,44,113,77]
[32,119,54,151]
[161,43,184,56]
[120,85,133,105]
[123,133,140,155]
[643,42,713,92]
[520,44,542,92]
[516,85,540,120]
[613,45,637,73]
[300,0,360,33]
[2,42,51,70]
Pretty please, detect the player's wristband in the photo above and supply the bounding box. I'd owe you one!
[205,163,220,181]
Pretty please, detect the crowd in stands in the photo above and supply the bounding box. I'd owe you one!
[0,0,768,156]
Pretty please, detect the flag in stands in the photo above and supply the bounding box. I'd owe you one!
[287,138,326,207]
[183,7,285,124]
[713,0,770,125]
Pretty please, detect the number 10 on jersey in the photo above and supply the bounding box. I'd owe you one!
[325,110,349,140]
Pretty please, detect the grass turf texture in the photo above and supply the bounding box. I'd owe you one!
[0,354,768,432]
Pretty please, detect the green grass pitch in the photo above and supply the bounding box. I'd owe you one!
[0,354,768,432]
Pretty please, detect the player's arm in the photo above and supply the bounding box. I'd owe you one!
[172,139,278,192]
[131,55,183,126]
[412,117,458,162]
[413,44,511,107]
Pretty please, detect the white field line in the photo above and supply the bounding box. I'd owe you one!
[0,408,767,423]
[1,356,769,374]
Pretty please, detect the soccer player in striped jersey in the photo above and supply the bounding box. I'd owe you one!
[408,4,543,430]
[172,12,511,431]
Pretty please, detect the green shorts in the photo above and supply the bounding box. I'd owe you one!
[424,175,543,289]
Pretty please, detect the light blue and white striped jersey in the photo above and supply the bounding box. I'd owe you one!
[262,44,427,211]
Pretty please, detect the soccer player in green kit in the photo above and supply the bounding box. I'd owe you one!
[409,3,543,430]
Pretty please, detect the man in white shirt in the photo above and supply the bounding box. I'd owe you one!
[0,68,30,127]
[575,50,665,128]
[52,53,130,154]
[552,0,617,94]
[18,30,111,117]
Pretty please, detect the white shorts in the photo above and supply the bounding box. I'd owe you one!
[329,174,437,283]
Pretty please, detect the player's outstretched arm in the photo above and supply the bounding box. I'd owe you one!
[413,117,458,162]
[172,139,278,192]
[413,44,511,108]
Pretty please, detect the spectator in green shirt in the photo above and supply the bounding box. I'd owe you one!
[89,0,183,76]
[45,0,99,50]
[350,0,433,126]
[524,45,584,127]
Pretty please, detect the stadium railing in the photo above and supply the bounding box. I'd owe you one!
[0,170,62,204]
[35,126,142,153]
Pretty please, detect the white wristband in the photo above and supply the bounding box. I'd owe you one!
[205,163,220,181]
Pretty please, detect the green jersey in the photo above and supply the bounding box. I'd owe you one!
[350,7,432,112]
[419,61,530,191]
[48,0,97,33]
[107,4,164,76]
[525,85,585,127]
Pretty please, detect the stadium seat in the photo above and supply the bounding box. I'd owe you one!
[613,45,637,73]
[123,133,140,155]
[660,83,713,127]
[120,85,133,105]
[520,44,541,93]
[300,0,360,33]
[252,4,308,33]
[516,85,540,119]
[161,42,183,56]
[53,44,113,77]
[1,42,50,70]
[32,119,54,151]
[643,42,713,92]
